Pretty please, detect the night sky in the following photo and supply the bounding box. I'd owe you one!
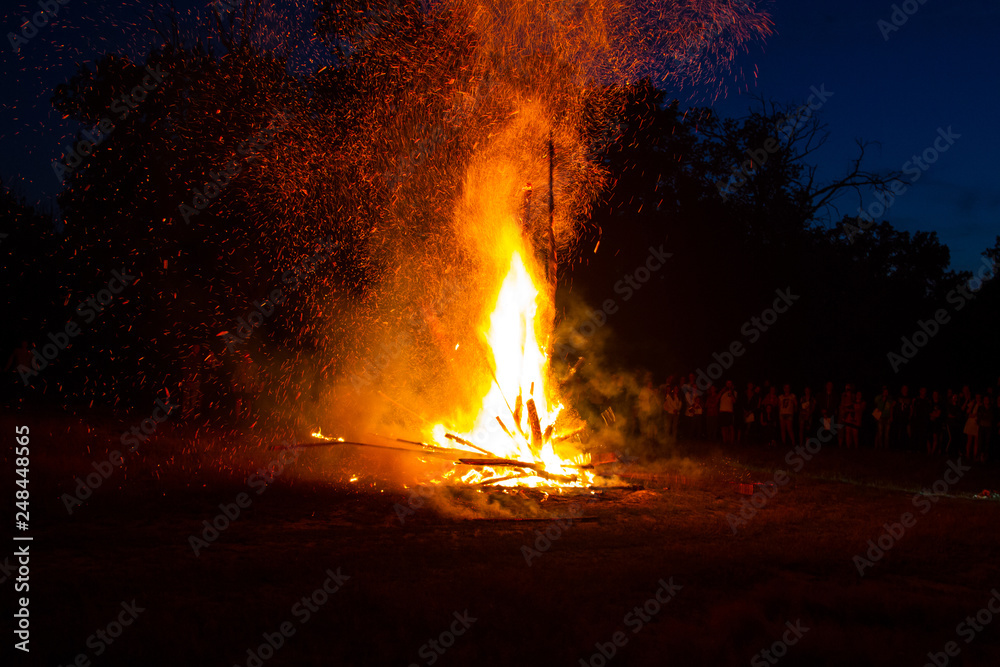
[709,0,999,271]
[1,0,996,270]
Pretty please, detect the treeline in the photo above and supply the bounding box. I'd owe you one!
[2,5,997,412]
[558,83,999,391]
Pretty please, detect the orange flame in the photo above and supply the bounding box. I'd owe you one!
[431,250,592,487]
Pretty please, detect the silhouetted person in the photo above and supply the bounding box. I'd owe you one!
[928,390,944,455]
[978,392,993,462]
[965,394,983,461]
[663,385,681,444]
[798,386,815,446]
[761,386,778,447]
[719,380,736,445]
[818,381,838,441]
[846,390,865,449]
[743,382,760,444]
[946,393,964,455]
[911,387,931,452]
[778,384,796,447]
[874,387,893,450]
[894,385,912,450]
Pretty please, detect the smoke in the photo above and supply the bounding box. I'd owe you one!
[241,0,771,487]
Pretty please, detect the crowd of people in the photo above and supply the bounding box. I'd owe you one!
[632,374,1000,462]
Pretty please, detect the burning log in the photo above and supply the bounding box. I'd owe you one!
[274,439,464,458]
[513,392,523,433]
[474,473,531,486]
[552,426,586,442]
[525,398,543,453]
[444,432,493,457]
[456,458,577,484]
[496,416,515,439]
[543,424,554,443]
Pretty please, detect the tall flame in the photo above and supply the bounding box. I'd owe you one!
[431,249,591,487]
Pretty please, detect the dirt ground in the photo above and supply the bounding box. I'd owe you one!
[6,412,1000,667]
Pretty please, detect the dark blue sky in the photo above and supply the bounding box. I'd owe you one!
[708,0,999,271]
[1,0,997,270]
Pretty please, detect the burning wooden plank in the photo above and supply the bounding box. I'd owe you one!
[456,458,577,484]
[552,426,586,442]
[495,416,515,439]
[513,392,523,434]
[444,432,493,457]
[525,398,543,453]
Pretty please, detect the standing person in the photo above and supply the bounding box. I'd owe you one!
[838,392,854,447]
[965,394,983,461]
[743,382,760,444]
[894,385,913,451]
[719,380,737,445]
[847,390,865,448]
[733,383,746,445]
[818,381,838,442]
[928,390,944,455]
[798,386,815,446]
[761,386,779,447]
[662,385,682,445]
[778,384,797,447]
[961,385,973,411]
[873,387,894,450]
[680,373,699,440]
[638,373,662,443]
[691,392,705,439]
[910,387,931,453]
[946,393,964,455]
[978,392,993,462]
[705,386,721,442]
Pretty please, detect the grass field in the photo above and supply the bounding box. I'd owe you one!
[6,411,1000,667]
